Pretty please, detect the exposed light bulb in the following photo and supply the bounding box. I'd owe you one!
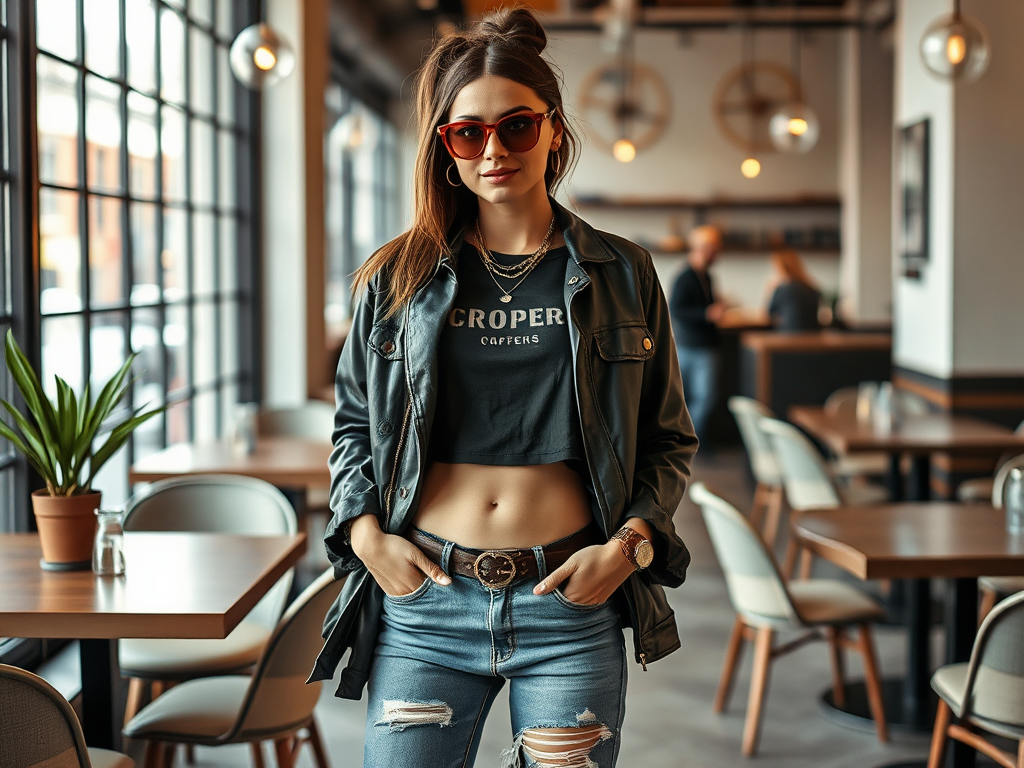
[740,158,761,179]
[946,33,967,65]
[920,12,990,82]
[613,139,636,163]
[253,45,277,71]
[769,103,820,154]
[229,23,295,89]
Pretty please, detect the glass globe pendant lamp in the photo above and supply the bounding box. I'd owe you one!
[919,0,990,83]
[769,101,820,154]
[613,138,636,163]
[230,22,295,90]
[769,29,819,154]
[740,156,761,179]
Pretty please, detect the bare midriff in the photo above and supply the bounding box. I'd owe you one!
[412,461,593,549]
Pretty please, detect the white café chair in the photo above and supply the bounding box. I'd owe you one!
[978,454,1024,620]
[124,569,345,768]
[0,664,134,768]
[926,591,1024,768]
[257,401,335,511]
[690,483,888,756]
[759,417,889,579]
[120,475,298,723]
[727,397,786,545]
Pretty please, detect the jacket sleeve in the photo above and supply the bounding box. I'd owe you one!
[323,280,382,576]
[626,252,699,588]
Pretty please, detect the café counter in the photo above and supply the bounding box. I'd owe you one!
[739,330,892,417]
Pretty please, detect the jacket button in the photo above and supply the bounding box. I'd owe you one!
[381,341,395,355]
[643,338,653,350]
[568,276,579,285]
[378,420,394,436]
[398,487,408,499]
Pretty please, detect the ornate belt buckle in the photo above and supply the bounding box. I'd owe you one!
[473,551,517,589]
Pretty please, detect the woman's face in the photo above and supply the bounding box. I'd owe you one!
[445,75,562,208]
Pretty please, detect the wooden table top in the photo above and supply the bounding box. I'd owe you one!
[791,504,1024,580]
[741,331,891,353]
[129,437,332,486]
[789,406,1024,456]
[0,532,306,639]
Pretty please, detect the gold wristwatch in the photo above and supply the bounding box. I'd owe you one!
[610,526,654,570]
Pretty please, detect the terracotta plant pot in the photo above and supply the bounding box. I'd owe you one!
[31,489,101,570]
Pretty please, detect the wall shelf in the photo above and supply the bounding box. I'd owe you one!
[572,194,841,211]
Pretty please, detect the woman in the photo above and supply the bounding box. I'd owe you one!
[765,249,821,332]
[309,9,696,767]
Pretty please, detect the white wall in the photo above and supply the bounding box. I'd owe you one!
[546,27,842,310]
[893,0,1024,378]
[263,0,308,405]
[838,27,894,324]
[951,0,1024,374]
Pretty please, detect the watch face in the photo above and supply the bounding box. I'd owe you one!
[635,539,654,569]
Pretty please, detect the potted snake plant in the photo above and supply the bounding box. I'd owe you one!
[0,330,166,569]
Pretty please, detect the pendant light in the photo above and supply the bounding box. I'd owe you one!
[919,0,990,83]
[769,29,819,154]
[229,0,295,90]
[739,27,761,179]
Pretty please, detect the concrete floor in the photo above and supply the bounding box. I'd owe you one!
[161,449,962,768]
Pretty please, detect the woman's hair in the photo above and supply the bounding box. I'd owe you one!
[771,249,816,288]
[352,6,579,318]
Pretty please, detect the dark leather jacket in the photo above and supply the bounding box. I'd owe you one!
[308,201,697,700]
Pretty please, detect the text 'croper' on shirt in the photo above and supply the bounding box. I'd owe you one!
[428,241,585,466]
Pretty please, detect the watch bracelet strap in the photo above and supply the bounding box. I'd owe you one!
[611,525,649,570]
[613,536,640,571]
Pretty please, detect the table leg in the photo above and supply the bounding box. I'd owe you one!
[909,455,932,502]
[944,579,979,768]
[904,578,933,731]
[888,454,905,501]
[79,638,123,750]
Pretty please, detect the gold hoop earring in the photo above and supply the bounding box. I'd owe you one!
[550,151,563,177]
[446,164,462,187]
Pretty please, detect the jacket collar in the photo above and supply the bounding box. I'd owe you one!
[440,197,618,267]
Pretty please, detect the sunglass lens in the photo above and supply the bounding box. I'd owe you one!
[449,125,486,159]
[497,116,540,152]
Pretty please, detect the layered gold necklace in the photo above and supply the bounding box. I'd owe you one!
[473,216,557,303]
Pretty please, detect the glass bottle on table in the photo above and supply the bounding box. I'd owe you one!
[93,509,126,576]
[1005,467,1024,535]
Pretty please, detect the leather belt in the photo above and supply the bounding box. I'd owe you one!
[408,524,604,589]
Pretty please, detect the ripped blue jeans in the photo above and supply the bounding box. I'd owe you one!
[363,529,627,768]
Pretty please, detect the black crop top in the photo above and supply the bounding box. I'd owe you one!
[428,241,585,466]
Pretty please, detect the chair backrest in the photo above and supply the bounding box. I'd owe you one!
[991,453,1024,509]
[230,569,346,740]
[124,475,298,628]
[824,387,858,417]
[958,590,1024,726]
[0,665,91,768]
[727,396,782,486]
[257,402,335,442]
[759,418,841,510]
[689,483,799,627]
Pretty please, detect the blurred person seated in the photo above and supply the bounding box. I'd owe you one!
[764,249,821,333]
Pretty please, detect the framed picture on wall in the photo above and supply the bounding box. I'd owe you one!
[899,119,929,279]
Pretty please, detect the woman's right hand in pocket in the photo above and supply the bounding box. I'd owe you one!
[350,514,451,597]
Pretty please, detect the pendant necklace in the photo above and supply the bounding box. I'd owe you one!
[474,216,556,303]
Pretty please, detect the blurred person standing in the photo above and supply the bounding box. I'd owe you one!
[765,249,821,333]
[669,225,726,441]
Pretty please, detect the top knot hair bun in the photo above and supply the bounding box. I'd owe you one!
[478,6,548,55]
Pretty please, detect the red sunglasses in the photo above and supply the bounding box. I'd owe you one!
[437,109,557,160]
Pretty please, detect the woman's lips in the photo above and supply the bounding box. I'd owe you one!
[481,168,519,184]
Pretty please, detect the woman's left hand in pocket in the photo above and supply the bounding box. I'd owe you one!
[533,542,635,606]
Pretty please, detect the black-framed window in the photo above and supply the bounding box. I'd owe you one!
[34,0,259,510]
[324,79,401,331]
[0,0,24,535]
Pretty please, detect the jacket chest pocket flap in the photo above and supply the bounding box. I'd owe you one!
[594,324,656,362]
[368,323,404,360]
